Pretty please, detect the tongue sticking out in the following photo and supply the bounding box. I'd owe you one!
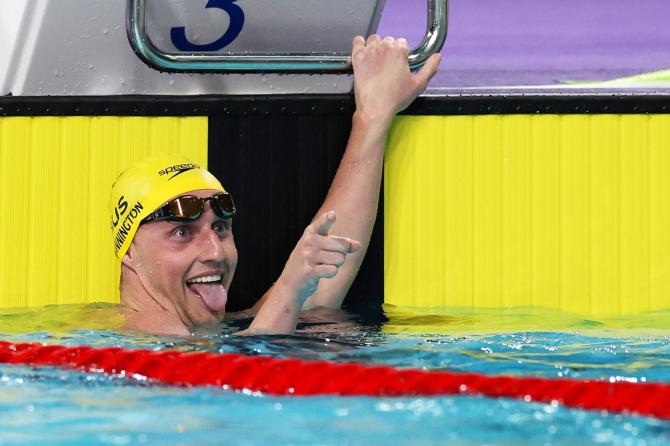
[189,283,228,312]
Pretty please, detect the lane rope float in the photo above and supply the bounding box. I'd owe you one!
[0,341,668,420]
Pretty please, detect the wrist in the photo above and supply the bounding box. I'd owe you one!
[273,277,311,308]
[247,279,303,334]
[352,109,394,132]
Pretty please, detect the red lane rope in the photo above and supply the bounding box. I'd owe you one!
[1,341,668,420]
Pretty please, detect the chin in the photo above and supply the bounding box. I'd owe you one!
[194,309,225,326]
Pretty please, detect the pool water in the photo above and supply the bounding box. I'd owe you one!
[1,304,669,445]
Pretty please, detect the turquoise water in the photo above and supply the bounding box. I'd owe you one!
[1,305,669,445]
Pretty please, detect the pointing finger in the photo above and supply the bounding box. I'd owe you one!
[311,234,361,254]
[329,235,361,254]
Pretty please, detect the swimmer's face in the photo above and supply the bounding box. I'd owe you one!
[124,189,237,327]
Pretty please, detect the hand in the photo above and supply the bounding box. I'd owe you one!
[276,211,361,305]
[351,34,441,123]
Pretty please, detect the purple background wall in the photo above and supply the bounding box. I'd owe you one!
[378,0,670,89]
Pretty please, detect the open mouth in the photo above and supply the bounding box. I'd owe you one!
[185,274,228,313]
[186,274,223,285]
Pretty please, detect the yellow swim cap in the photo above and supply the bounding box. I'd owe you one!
[110,154,225,259]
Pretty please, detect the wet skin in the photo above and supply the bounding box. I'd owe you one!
[122,189,238,330]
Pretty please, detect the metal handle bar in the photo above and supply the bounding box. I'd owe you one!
[126,0,447,73]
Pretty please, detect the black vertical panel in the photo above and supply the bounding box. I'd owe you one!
[209,102,383,312]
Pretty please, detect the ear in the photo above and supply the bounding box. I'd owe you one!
[121,244,138,271]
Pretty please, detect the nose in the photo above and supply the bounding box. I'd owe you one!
[197,226,225,263]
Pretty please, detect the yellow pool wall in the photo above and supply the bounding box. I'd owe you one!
[384,114,670,316]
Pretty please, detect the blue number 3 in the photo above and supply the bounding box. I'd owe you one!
[171,0,245,51]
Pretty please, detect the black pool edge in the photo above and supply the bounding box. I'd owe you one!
[1,94,670,116]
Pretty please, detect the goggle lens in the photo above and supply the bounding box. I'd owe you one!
[143,192,236,223]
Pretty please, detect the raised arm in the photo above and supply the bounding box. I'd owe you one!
[306,35,440,308]
[246,35,440,334]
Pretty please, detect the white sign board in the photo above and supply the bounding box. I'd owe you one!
[1,0,385,96]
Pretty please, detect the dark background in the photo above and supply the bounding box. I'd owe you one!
[208,98,384,313]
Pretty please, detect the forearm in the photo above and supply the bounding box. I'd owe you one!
[301,34,440,309]
[247,35,440,330]
[306,112,392,308]
[244,281,301,334]
[321,112,391,235]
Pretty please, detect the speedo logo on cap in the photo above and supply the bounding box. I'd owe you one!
[158,163,201,180]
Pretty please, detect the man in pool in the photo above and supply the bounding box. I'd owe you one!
[111,35,441,335]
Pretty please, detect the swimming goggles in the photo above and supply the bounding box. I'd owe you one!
[142,192,236,223]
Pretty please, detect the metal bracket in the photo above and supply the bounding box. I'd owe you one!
[126,0,448,73]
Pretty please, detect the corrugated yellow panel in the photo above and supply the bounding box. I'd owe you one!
[589,115,621,314]
[530,115,561,309]
[559,115,590,314]
[620,115,650,314]
[0,118,32,308]
[501,115,532,307]
[442,116,474,307]
[0,116,208,308]
[650,117,670,310]
[385,114,670,315]
[472,116,503,308]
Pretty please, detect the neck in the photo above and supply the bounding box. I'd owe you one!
[119,266,190,336]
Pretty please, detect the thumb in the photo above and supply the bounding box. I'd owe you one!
[310,211,336,236]
[414,53,441,89]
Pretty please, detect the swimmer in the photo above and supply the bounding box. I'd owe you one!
[112,35,441,335]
